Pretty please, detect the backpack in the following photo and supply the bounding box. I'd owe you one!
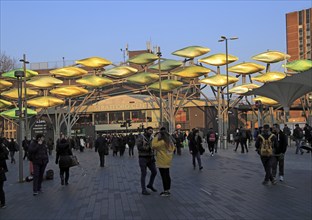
[209,133,216,142]
[45,169,54,180]
[258,134,274,157]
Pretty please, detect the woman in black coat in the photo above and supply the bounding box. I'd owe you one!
[55,136,73,185]
[0,139,9,208]
[188,129,203,170]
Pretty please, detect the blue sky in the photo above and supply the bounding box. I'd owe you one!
[0,0,311,73]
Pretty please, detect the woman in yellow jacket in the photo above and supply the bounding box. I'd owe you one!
[152,127,175,197]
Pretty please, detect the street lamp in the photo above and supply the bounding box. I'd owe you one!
[19,54,29,138]
[156,46,163,128]
[218,36,238,149]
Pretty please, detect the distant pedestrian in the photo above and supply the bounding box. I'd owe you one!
[189,129,204,170]
[255,124,278,185]
[233,128,240,152]
[293,124,304,155]
[28,134,49,196]
[127,133,136,157]
[95,134,109,167]
[0,138,9,208]
[47,138,54,156]
[136,126,157,195]
[152,127,175,197]
[172,130,184,155]
[206,128,217,156]
[7,138,17,164]
[22,136,30,160]
[55,135,73,185]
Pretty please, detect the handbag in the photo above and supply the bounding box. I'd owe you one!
[59,155,79,168]
[69,155,79,167]
[199,146,205,155]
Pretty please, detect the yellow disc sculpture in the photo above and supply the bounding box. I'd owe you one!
[172,46,210,58]
[127,72,159,85]
[1,88,38,99]
[199,74,238,87]
[0,99,12,109]
[2,68,38,78]
[0,79,13,90]
[149,59,183,71]
[103,66,138,78]
[229,84,260,94]
[76,56,112,68]
[148,80,183,92]
[172,66,211,78]
[50,86,88,98]
[283,59,312,72]
[253,96,279,106]
[252,51,290,63]
[50,67,88,78]
[0,107,37,119]
[199,53,238,66]
[26,76,63,88]
[251,72,286,83]
[128,53,159,65]
[28,96,65,108]
[228,62,265,75]
[76,75,113,87]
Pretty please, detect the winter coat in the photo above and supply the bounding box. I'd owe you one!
[28,141,49,165]
[152,135,175,168]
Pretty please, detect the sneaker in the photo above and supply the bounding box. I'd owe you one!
[262,181,269,185]
[160,191,170,197]
[279,176,284,182]
[0,204,6,209]
[33,192,39,196]
[199,166,203,170]
[271,179,278,185]
[65,182,69,186]
[147,185,157,192]
[142,190,151,195]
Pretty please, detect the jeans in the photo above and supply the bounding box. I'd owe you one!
[60,167,69,183]
[208,142,215,153]
[260,156,274,181]
[295,139,304,154]
[98,151,105,167]
[139,156,157,191]
[129,145,134,156]
[192,152,202,168]
[0,181,5,205]
[33,163,47,192]
[272,154,285,177]
[159,168,171,191]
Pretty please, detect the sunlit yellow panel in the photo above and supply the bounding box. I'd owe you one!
[148,79,183,92]
[0,99,12,109]
[251,72,286,83]
[103,66,138,78]
[253,96,278,106]
[2,68,39,78]
[50,67,88,78]
[0,79,13,90]
[127,72,159,85]
[76,56,112,68]
[199,74,238,87]
[0,107,37,119]
[283,59,312,72]
[172,66,211,78]
[149,59,183,71]
[229,84,260,94]
[172,46,210,58]
[76,75,113,87]
[199,53,238,66]
[50,86,88,98]
[28,96,65,108]
[252,51,290,63]
[228,62,265,75]
[1,88,38,99]
[26,76,63,88]
[128,53,158,65]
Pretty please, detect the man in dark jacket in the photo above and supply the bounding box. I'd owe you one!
[95,134,109,167]
[272,124,288,182]
[293,124,304,155]
[28,134,49,196]
[136,126,157,195]
[255,124,278,185]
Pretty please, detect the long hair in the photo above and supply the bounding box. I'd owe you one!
[158,127,173,147]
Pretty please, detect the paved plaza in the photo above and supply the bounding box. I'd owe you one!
[1,144,311,220]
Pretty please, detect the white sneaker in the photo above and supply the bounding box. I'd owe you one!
[279,176,284,182]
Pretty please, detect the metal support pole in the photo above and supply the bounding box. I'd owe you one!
[157,47,163,128]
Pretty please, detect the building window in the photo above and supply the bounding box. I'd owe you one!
[306,9,310,24]
[124,111,131,121]
[108,112,123,124]
[95,112,108,124]
[299,10,303,25]
[131,110,146,123]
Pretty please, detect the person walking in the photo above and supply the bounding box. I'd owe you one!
[172,130,184,155]
[0,138,9,208]
[47,138,54,156]
[293,124,304,155]
[127,133,136,157]
[136,126,157,195]
[206,128,217,156]
[22,136,30,160]
[152,127,175,197]
[55,135,73,185]
[255,124,278,185]
[95,134,109,167]
[239,126,249,153]
[7,138,16,164]
[189,129,204,170]
[272,124,288,182]
[28,134,49,196]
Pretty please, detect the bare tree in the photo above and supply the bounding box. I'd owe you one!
[0,52,18,74]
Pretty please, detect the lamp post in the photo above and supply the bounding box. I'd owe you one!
[156,46,163,128]
[14,70,25,182]
[19,54,29,139]
[218,36,238,149]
